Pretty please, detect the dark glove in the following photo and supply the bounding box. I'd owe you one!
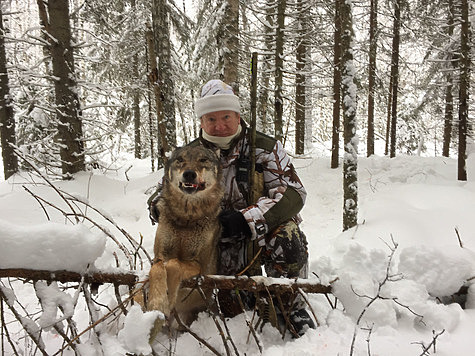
[218,210,251,275]
[219,210,251,238]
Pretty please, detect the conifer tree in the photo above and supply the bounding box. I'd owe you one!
[0,6,18,179]
[274,0,286,141]
[341,0,358,231]
[389,0,401,158]
[331,0,342,169]
[367,0,378,157]
[458,0,470,181]
[38,0,85,177]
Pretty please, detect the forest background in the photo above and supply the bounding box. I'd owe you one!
[0,0,473,185]
[0,0,474,354]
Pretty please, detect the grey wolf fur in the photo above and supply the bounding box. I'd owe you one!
[147,146,223,329]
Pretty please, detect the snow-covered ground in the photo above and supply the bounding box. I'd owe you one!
[1,149,475,355]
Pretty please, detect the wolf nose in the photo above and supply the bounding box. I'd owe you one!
[183,170,197,182]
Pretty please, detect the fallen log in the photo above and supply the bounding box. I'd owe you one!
[0,269,333,295]
[181,275,332,294]
[0,268,138,286]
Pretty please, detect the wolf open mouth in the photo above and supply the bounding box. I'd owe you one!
[179,181,206,194]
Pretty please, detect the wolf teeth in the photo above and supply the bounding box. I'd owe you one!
[181,182,198,188]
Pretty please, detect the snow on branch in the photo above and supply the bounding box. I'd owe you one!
[180,274,333,294]
[0,268,138,286]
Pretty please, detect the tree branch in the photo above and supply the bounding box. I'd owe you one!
[180,275,332,295]
[0,268,138,286]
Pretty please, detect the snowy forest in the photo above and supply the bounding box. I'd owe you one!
[0,0,474,355]
[1,0,473,182]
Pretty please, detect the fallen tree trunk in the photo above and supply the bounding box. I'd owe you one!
[181,275,333,294]
[0,269,333,295]
[0,268,138,286]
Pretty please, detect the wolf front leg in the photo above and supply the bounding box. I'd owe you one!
[147,260,169,342]
[147,260,170,314]
[165,259,201,312]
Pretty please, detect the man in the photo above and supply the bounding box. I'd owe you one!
[150,79,315,337]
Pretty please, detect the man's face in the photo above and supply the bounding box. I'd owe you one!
[200,110,240,137]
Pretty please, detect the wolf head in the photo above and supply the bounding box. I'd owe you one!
[165,146,222,196]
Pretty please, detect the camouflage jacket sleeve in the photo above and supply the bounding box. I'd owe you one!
[241,139,306,244]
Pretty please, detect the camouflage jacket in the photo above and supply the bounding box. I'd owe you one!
[191,120,306,246]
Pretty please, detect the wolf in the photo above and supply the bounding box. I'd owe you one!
[147,145,223,330]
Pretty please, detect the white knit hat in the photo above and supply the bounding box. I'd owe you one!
[195,79,240,118]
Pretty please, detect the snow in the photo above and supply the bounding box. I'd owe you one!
[117,306,162,355]
[35,281,75,331]
[1,150,475,355]
[0,219,106,272]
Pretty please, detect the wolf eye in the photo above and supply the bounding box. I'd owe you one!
[199,158,208,163]
[176,156,184,163]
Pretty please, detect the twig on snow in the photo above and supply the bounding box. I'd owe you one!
[349,239,401,356]
[172,310,222,356]
[195,286,232,356]
[412,329,445,356]
[235,291,263,354]
[455,227,464,248]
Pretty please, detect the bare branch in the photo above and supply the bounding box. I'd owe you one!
[455,227,464,248]
[0,286,48,356]
[172,310,222,356]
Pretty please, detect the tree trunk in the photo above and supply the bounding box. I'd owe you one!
[146,27,169,165]
[131,0,141,159]
[152,0,176,150]
[442,0,455,158]
[0,268,138,286]
[274,0,286,142]
[219,0,239,91]
[389,0,401,158]
[258,0,274,134]
[295,0,308,155]
[385,75,393,156]
[458,0,470,181]
[341,0,358,231]
[367,0,378,157]
[331,0,342,169]
[45,0,85,177]
[181,275,332,295]
[0,7,18,180]
[133,85,141,159]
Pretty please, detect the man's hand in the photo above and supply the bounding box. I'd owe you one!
[219,210,251,238]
